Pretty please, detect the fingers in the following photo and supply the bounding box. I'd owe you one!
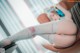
[43,43,60,52]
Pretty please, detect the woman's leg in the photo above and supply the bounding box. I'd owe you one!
[41,34,76,49]
[57,19,77,35]
[52,34,76,48]
[0,21,76,45]
[8,21,58,42]
[0,20,76,41]
[0,21,57,47]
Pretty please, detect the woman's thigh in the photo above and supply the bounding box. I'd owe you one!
[53,34,76,48]
[41,34,76,49]
[56,19,77,34]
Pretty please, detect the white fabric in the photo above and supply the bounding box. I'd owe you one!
[40,34,55,44]
[51,0,62,6]
[9,28,34,42]
[0,20,60,47]
[0,48,5,53]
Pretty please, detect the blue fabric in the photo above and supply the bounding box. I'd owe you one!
[56,9,65,17]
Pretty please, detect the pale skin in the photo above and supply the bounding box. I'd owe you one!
[2,4,77,49]
[0,1,78,52]
[38,3,80,53]
[41,4,77,49]
[38,15,77,52]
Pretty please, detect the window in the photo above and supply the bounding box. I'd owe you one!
[0,0,57,53]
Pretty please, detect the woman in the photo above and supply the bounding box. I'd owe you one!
[37,0,78,52]
[0,2,77,50]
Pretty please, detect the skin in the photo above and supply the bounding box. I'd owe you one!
[38,11,77,49]
[39,4,77,49]
[49,10,77,35]
[0,0,78,53]
[59,32,80,53]
[0,2,76,49]
[37,1,79,53]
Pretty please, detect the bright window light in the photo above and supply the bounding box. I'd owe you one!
[8,0,39,28]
